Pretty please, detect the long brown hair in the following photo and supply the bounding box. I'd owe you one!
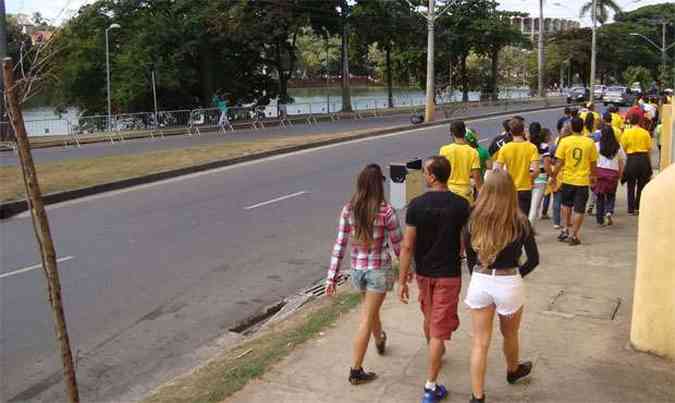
[469,170,530,265]
[350,164,386,246]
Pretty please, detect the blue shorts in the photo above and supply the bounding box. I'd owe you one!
[351,269,394,293]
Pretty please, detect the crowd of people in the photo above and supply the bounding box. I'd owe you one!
[325,98,660,403]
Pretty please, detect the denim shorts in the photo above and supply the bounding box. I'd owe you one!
[350,269,394,293]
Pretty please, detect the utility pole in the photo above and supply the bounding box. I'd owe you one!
[425,0,436,123]
[340,0,352,113]
[0,0,8,141]
[537,0,545,98]
[590,0,597,88]
[662,21,668,88]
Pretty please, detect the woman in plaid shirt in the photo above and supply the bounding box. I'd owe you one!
[326,164,403,385]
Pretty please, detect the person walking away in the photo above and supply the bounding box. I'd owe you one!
[528,126,553,223]
[609,105,625,135]
[620,114,653,215]
[464,170,539,403]
[655,121,662,166]
[549,124,572,229]
[488,119,513,159]
[213,95,231,131]
[593,127,625,226]
[440,121,482,203]
[466,128,492,179]
[398,156,471,403]
[326,164,403,385]
[494,119,540,216]
[551,117,598,246]
[556,107,572,134]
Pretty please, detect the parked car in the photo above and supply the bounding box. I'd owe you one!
[566,87,590,104]
[603,86,637,107]
[593,85,606,100]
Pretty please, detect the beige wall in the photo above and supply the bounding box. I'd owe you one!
[659,104,673,171]
[630,164,675,360]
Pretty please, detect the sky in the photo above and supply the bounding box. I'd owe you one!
[7,0,670,26]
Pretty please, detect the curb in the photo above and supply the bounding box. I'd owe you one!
[0,103,565,219]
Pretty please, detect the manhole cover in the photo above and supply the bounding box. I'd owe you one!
[548,291,621,320]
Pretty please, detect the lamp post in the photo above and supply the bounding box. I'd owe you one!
[630,26,675,89]
[105,23,121,132]
[589,0,597,87]
[538,0,545,98]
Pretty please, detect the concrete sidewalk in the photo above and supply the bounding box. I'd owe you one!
[225,186,675,403]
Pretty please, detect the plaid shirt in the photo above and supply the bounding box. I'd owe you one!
[327,202,403,284]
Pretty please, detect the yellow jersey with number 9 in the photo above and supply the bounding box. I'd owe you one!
[555,134,598,186]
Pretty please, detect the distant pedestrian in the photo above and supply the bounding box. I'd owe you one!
[556,107,572,133]
[398,156,470,403]
[620,114,653,215]
[326,164,403,385]
[465,128,492,179]
[593,126,625,226]
[528,126,553,223]
[464,170,539,403]
[551,116,598,246]
[608,105,625,134]
[439,120,482,202]
[494,119,540,216]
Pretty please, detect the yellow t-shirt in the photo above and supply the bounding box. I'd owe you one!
[555,134,598,187]
[611,113,624,131]
[496,141,539,191]
[439,143,480,188]
[621,127,652,154]
[612,126,622,143]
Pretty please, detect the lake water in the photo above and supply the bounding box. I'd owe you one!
[21,87,530,137]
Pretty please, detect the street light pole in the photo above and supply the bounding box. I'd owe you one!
[538,0,545,98]
[590,0,597,88]
[424,0,436,123]
[105,24,121,132]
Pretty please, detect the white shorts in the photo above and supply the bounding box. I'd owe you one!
[464,272,525,316]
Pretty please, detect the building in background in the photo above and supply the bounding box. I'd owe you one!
[511,16,581,41]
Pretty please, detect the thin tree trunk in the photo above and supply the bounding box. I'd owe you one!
[491,48,499,101]
[386,45,393,108]
[2,58,80,403]
[341,0,352,112]
[460,53,469,102]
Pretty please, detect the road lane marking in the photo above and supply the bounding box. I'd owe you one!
[0,256,75,280]
[10,107,563,219]
[244,191,309,210]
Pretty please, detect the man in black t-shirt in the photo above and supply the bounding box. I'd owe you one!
[398,156,470,402]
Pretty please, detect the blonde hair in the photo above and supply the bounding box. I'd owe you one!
[469,170,530,265]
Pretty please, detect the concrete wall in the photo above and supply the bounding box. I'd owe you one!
[630,163,675,360]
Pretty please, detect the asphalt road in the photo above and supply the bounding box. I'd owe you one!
[0,107,566,402]
[0,100,560,167]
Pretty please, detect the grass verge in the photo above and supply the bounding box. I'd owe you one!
[0,130,378,202]
[141,291,361,403]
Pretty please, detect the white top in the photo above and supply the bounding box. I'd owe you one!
[596,143,626,171]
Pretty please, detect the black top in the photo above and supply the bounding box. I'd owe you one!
[488,132,512,157]
[465,224,540,277]
[405,191,470,278]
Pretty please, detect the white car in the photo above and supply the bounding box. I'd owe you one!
[593,85,606,100]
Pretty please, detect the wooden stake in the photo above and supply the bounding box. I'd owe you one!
[2,57,80,402]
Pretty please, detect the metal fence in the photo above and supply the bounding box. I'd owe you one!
[6,93,564,149]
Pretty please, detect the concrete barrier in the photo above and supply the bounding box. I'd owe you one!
[630,164,675,360]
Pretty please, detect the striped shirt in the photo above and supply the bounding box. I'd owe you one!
[327,202,403,284]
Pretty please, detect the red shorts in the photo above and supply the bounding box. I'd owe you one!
[416,275,461,340]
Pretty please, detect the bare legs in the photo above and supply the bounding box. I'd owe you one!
[561,205,584,239]
[352,291,386,369]
[470,306,524,398]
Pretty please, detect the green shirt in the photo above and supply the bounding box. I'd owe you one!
[476,145,490,178]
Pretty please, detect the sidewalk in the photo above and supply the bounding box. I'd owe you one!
[225,185,675,403]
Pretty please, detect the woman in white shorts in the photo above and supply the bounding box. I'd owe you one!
[463,170,540,403]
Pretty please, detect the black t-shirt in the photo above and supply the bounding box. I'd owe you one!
[465,224,540,277]
[405,191,470,278]
[488,132,512,157]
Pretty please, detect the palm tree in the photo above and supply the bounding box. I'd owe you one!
[579,0,621,25]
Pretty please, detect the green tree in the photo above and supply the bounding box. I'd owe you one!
[579,0,621,25]
[351,0,417,107]
[623,66,652,92]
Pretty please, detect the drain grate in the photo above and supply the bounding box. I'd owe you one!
[228,301,286,334]
[302,273,351,297]
[548,291,622,320]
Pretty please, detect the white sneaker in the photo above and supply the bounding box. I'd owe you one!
[553,225,561,230]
